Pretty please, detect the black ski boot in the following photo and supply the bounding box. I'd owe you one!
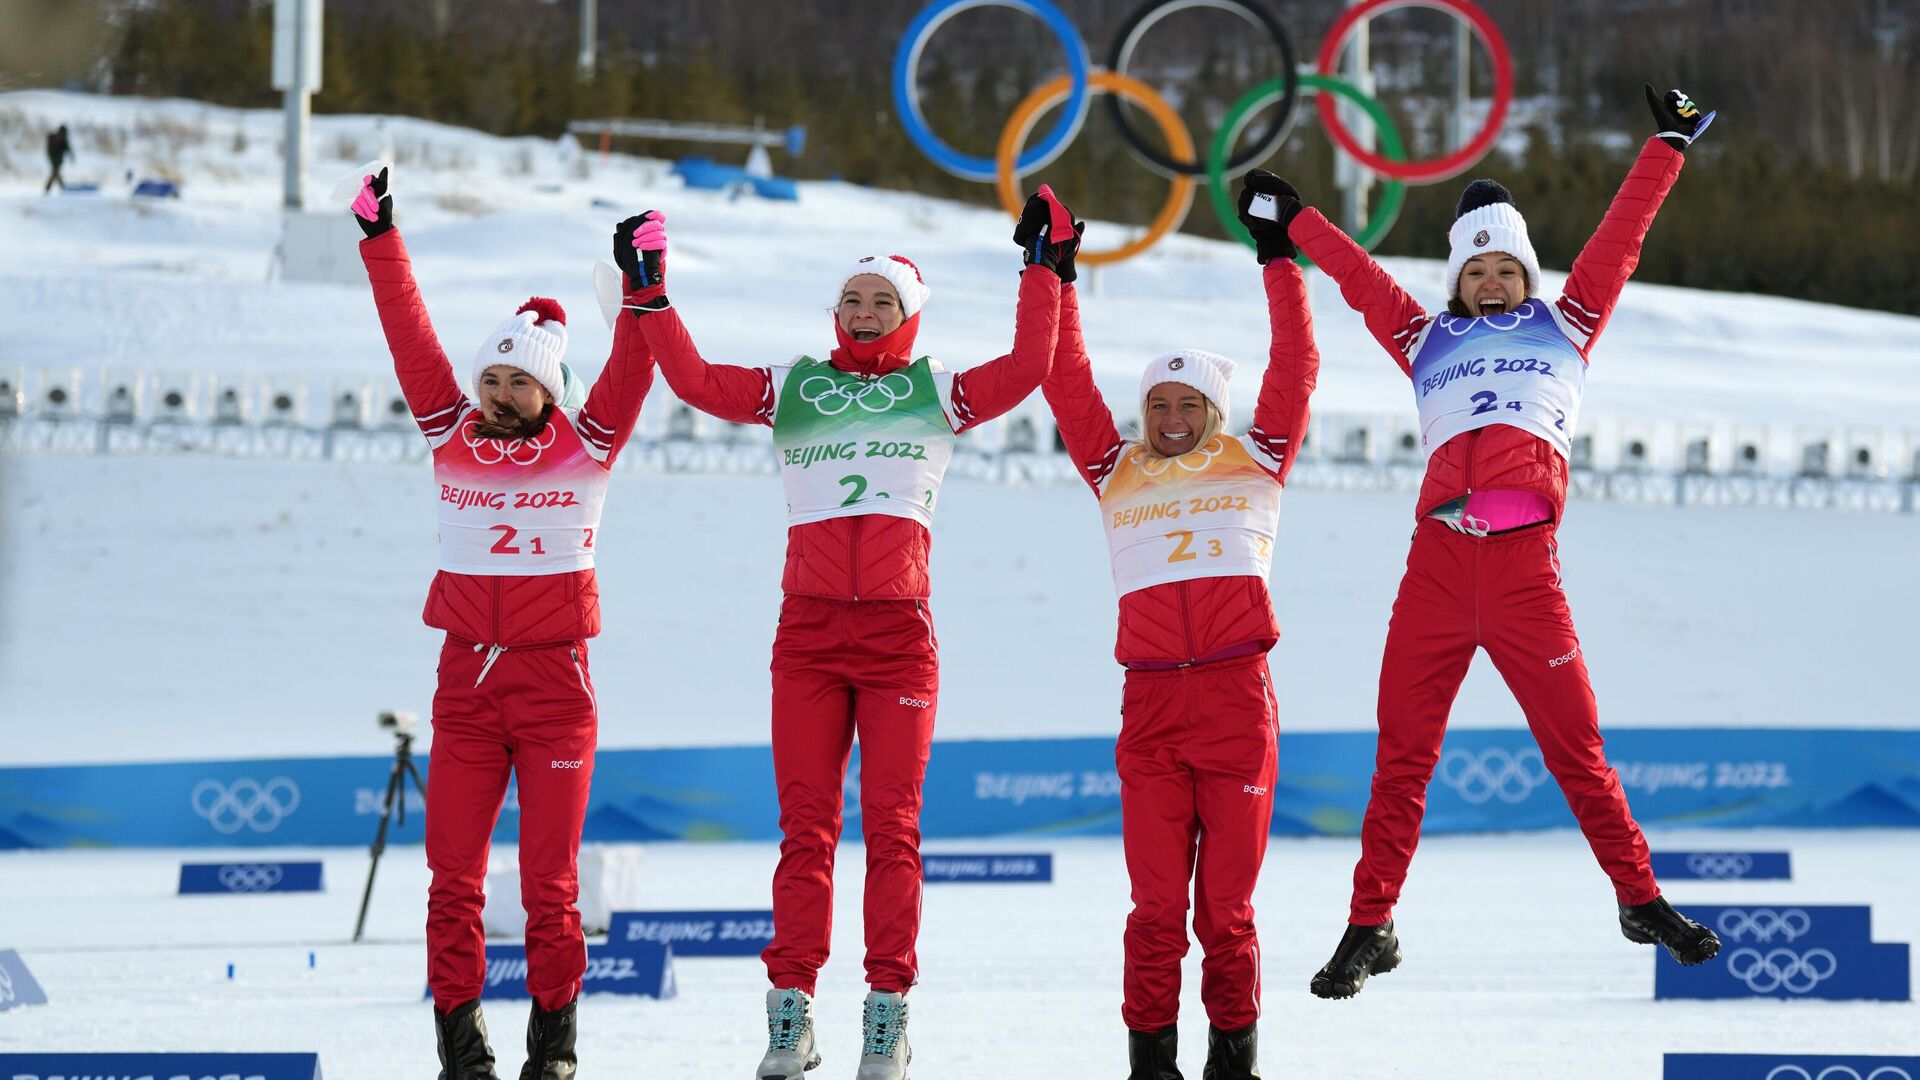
[1128,1023,1183,1080]
[1309,918,1401,999]
[519,998,577,1080]
[1201,1023,1259,1080]
[435,999,502,1080]
[1620,896,1721,965]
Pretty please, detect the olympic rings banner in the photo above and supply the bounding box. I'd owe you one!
[892,0,1513,264]
[1,727,1916,849]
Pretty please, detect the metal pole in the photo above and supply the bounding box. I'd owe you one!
[1453,20,1470,151]
[282,0,309,210]
[1336,2,1372,233]
[577,0,597,78]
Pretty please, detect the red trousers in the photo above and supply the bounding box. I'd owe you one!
[1117,654,1278,1033]
[1349,520,1659,924]
[763,594,940,996]
[426,637,598,1012]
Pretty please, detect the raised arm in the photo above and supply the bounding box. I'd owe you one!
[1234,172,1321,481]
[1039,283,1124,496]
[1556,85,1710,355]
[351,169,467,442]
[1245,259,1320,485]
[1289,208,1429,377]
[946,186,1076,432]
[619,211,776,426]
[947,266,1060,432]
[576,298,656,467]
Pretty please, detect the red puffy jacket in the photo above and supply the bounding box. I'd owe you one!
[1291,137,1684,520]
[1043,261,1319,666]
[361,230,655,646]
[636,267,1061,600]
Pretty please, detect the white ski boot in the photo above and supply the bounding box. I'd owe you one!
[757,988,821,1079]
[856,991,911,1080]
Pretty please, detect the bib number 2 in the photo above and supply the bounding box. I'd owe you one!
[838,474,890,506]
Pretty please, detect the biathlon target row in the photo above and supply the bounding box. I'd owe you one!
[892,0,1513,263]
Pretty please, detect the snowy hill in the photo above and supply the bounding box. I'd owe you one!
[1,91,1916,765]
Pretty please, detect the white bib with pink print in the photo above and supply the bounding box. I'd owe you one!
[431,407,611,576]
[1098,436,1283,597]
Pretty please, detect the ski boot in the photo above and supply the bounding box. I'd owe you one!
[519,998,576,1080]
[1309,918,1402,999]
[1127,1024,1182,1080]
[757,988,822,1079]
[1201,1022,1259,1080]
[434,999,502,1080]
[856,990,911,1080]
[1620,896,1721,964]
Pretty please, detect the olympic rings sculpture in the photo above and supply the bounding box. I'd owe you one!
[893,0,1513,263]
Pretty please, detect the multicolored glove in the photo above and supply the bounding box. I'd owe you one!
[1236,169,1303,264]
[1013,184,1084,283]
[351,167,393,240]
[1646,84,1716,152]
[614,211,668,310]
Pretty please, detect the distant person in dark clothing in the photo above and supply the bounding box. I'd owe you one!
[44,124,73,194]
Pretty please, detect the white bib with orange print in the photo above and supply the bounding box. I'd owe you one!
[431,407,611,576]
[1098,435,1283,597]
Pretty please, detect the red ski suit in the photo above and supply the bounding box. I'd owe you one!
[362,230,655,1012]
[1290,138,1685,925]
[635,267,1061,994]
[1043,263,1318,1033]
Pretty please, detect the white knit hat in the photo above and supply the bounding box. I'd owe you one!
[1138,349,1237,421]
[1444,179,1541,303]
[835,255,931,318]
[473,297,568,405]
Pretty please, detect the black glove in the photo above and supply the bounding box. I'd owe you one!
[1013,186,1084,283]
[353,167,393,240]
[1236,169,1303,264]
[613,211,666,295]
[1646,83,1715,153]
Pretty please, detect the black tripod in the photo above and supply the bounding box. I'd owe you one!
[354,725,428,942]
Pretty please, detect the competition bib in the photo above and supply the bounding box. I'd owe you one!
[1099,436,1282,597]
[770,356,958,528]
[431,407,610,575]
[1409,299,1588,459]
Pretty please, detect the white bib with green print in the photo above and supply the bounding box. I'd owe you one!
[771,355,959,528]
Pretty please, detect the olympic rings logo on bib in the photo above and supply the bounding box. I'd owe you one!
[465,418,559,466]
[893,0,1513,264]
[1135,436,1225,477]
[797,372,916,416]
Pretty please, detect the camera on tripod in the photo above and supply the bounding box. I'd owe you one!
[356,708,428,942]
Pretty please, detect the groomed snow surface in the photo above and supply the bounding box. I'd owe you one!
[3,830,1917,1076]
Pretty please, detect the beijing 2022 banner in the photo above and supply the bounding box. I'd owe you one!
[0,728,1915,849]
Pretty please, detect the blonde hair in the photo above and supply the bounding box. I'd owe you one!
[1139,399,1226,460]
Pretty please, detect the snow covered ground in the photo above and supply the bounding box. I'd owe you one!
[2,830,1916,1076]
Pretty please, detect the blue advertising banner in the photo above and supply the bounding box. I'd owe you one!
[1666,1054,1920,1080]
[179,861,325,894]
[1678,905,1875,948]
[3,727,1917,849]
[0,949,50,1011]
[605,910,773,958]
[1655,941,1910,1001]
[0,1055,322,1080]
[448,941,676,1002]
[923,853,1053,883]
[1650,852,1792,881]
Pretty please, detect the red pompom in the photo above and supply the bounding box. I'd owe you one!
[516,296,566,326]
